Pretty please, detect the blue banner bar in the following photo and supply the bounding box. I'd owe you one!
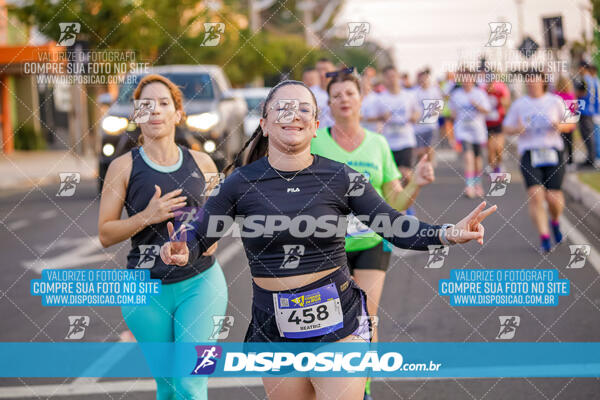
[1,343,599,377]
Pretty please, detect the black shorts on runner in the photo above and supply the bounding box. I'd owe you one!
[392,148,414,168]
[346,241,392,274]
[520,149,565,190]
[416,129,436,148]
[244,266,371,342]
[487,125,503,135]
[459,141,482,157]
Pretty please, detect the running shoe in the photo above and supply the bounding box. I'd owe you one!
[550,221,563,244]
[475,184,485,197]
[465,186,476,199]
[541,236,552,253]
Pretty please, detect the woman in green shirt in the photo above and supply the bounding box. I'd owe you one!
[312,69,435,330]
[311,71,435,397]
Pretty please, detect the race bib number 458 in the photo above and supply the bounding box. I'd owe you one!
[273,283,344,339]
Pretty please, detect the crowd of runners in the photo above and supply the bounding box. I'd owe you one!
[97,56,595,399]
[303,58,596,255]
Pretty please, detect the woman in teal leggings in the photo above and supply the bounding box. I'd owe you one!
[120,264,227,398]
[99,74,228,399]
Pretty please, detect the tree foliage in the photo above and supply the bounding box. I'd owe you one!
[10,0,383,86]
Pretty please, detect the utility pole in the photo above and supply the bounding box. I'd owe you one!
[297,0,319,47]
[249,0,276,33]
[515,0,524,42]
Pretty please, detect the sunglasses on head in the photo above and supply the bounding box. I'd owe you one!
[325,66,355,78]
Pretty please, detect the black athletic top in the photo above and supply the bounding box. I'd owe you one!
[187,154,443,278]
[124,145,214,283]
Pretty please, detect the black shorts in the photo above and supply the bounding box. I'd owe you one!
[520,149,565,190]
[459,141,483,157]
[244,266,371,343]
[392,148,414,168]
[415,129,436,148]
[487,125,503,135]
[346,241,392,274]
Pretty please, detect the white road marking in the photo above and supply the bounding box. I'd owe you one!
[22,236,115,273]
[40,210,58,219]
[7,219,30,231]
[217,240,244,264]
[0,376,468,397]
[71,344,135,385]
[391,247,424,259]
[435,149,458,162]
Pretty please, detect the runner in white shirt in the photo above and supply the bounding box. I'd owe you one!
[414,69,444,162]
[302,67,320,88]
[449,70,491,198]
[502,70,575,253]
[360,73,386,133]
[379,66,420,186]
[311,58,336,128]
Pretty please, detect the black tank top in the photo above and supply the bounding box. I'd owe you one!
[124,145,215,283]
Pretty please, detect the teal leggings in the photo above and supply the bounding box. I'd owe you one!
[121,261,228,400]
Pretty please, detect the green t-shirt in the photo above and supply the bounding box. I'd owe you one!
[311,127,402,252]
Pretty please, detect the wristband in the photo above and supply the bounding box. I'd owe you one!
[440,223,456,246]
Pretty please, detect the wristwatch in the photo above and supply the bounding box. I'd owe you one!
[439,224,456,246]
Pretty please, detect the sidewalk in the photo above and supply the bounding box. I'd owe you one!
[563,171,600,219]
[0,150,97,192]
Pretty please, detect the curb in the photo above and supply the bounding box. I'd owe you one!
[563,173,600,218]
[0,170,97,192]
[0,152,98,192]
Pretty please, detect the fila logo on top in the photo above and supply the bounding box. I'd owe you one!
[287,187,300,193]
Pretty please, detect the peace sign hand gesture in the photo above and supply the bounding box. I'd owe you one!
[445,201,498,245]
[160,222,190,266]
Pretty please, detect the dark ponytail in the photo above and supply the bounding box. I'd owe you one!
[223,125,267,175]
[223,80,319,175]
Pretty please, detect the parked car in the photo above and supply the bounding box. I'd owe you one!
[231,87,270,137]
[98,65,247,191]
